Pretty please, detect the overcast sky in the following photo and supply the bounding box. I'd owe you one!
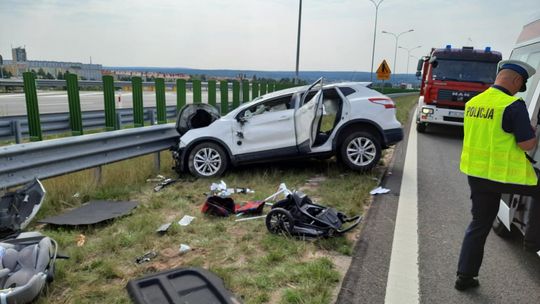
[1,0,539,74]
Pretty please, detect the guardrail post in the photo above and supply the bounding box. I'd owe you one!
[102,75,117,131]
[220,80,228,115]
[242,80,249,104]
[154,152,161,173]
[149,109,156,125]
[208,80,216,108]
[132,77,144,127]
[177,79,186,110]
[94,166,102,185]
[232,81,240,110]
[116,112,123,129]
[252,82,259,99]
[268,82,275,93]
[260,81,267,95]
[11,120,22,144]
[193,80,202,104]
[66,73,83,136]
[22,72,42,141]
[155,78,167,124]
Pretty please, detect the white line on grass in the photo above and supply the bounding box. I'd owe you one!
[384,113,419,304]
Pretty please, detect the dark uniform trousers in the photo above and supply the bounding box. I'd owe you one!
[457,174,540,277]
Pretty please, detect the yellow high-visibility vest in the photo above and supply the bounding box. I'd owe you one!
[460,87,537,185]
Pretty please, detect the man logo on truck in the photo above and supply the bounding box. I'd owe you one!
[465,106,494,120]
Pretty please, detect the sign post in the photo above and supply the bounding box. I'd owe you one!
[376,59,392,93]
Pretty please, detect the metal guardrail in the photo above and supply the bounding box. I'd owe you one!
[0,106,178,142]
[0,79,227,89]
[0,124,178,189]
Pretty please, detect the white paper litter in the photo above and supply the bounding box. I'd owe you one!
[370,186,391,195]
[178,215,196,226]
[156,222,172,232]
[210,180,254,197]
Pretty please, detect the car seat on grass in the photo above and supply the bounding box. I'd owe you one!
[0,232,58,304]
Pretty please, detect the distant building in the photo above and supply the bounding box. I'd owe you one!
[3,47,102,80]
[12,47,27,62]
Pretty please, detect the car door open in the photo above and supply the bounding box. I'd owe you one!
[295,78,324,153]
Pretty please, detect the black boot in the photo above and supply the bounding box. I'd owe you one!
[454,275,479,291]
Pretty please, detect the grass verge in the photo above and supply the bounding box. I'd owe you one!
[23,95,416,303]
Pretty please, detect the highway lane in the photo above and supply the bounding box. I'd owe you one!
[338,120,540,303]
[0,90,232,115]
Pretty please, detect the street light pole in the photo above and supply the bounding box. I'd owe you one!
[294,0,302,85]
[368,0,383,82]
[381,29,413,74]
[399,45,422,75]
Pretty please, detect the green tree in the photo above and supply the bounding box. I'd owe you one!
[45,72,54,79]
[37,68,46,78]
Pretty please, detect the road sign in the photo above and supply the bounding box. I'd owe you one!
[376,59,391,80]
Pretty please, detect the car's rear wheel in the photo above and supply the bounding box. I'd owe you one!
[339,131,381,172]
[187,142,228,178]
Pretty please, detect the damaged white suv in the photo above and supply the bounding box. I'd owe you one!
[172,78,403,178]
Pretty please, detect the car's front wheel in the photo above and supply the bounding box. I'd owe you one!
[187,142,228,178]
[339,131,381,172]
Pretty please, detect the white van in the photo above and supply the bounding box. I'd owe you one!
[493,17,540,257]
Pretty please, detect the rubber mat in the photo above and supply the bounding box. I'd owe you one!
[38,200,138,226]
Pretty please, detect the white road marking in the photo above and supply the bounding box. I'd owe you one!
[384,114,419,304]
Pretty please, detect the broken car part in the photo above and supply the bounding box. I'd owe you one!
[153,178,178,192]
[135,251,157,264]
[38,200,139,226]
[127,267,241,304]
[0,179,46,238]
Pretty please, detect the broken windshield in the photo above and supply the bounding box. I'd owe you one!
[432,59,497,84]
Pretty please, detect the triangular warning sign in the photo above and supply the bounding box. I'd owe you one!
[376,59,391,80]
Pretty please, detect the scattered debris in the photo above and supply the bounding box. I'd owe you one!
[235,215,266,222]
[369,186,391,195]
[156,223,172,234]
[146,175,166,182]
[135,251,157,264]
[209,180,254,197]
[178,215,196,226]
[73,192,80,198]
[39,200,139,226]
[202,196,265,217]
[153,178,179,192]
[179,244,191,255]
[0,179,46,238]
[127,267,241,304]
[76,234,86,247]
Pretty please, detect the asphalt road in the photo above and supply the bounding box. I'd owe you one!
[338,119,540,303]
[0,90,230,115]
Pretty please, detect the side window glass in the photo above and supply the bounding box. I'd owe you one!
[243,95,292,118]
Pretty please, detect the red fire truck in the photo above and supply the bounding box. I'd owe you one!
[415,46,502,132]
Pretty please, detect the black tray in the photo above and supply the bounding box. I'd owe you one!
[126,267,241,304]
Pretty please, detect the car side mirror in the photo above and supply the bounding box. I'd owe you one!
[236,115,247,124]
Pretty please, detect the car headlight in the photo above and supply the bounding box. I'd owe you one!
[421,107,434,114]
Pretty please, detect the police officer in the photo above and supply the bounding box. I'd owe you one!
[456,59,539,291]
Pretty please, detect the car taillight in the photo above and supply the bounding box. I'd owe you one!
[369,97,395,109]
